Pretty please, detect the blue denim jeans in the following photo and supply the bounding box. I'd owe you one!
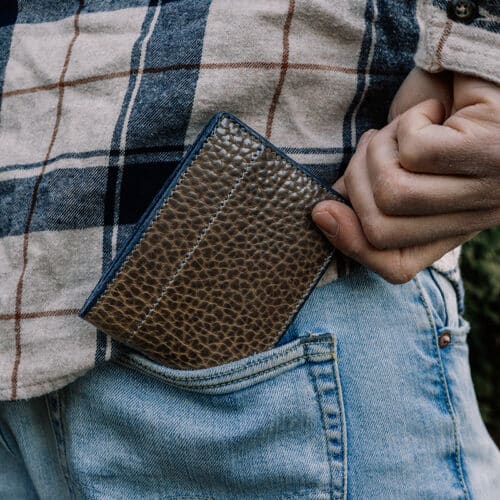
[1,265,499,499]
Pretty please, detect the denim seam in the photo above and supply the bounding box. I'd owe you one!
[429,268,449,326]
[332,343,348,499]
[414,275,471,500]
[114,350,332,391]
[45,392,76,500]
[304,334,346,500]
[305,352,334,497]
[117,355,303,388]
[320,339,346,500]
[113,338,333,383]
[120,341,303,379]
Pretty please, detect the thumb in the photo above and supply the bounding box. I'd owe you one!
[312,200,378,268]
[311,199,472,284]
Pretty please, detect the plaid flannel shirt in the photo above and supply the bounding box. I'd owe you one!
[1,0,499,401]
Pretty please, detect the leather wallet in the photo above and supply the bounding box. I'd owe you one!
[80,112,347,370]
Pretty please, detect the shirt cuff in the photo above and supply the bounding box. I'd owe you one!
[415,0,500,85]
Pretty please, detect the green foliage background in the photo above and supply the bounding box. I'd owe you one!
[461,228,500,446]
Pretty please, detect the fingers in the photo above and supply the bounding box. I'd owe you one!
[311,199,474,284]
[354,207,497,249]
[370,167,499,215]
[340,126,499,248]
[365,120,500,215]
[332,176,347,198]
[397,99,468,174]
[397,99,499,176]
[311,71,499,283]
[388,67,453,122]
[452,72,500,111]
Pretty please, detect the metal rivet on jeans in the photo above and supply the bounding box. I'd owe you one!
[438,331,452,348]
[447,0,478,24]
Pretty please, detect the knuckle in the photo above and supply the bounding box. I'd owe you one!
[344,165,355,188]
[452,132,483,175]
[384,258,418,285]
[372,169,408,215]
[470,177,497,208]
[361,215,392,250]
[346,238,365,260]
[398,131,424,170]
[365,131,383,159]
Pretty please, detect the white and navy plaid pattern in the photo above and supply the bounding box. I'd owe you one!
[1,0,498,400]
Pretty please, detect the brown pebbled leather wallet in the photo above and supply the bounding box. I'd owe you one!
[80,112,347,370]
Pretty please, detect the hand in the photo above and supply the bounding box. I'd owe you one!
[312,69,500,284]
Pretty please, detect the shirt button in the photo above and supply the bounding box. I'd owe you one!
[438,331,452,348]
[447,0,478,24]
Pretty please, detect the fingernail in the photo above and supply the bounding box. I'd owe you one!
[312,210,339,238]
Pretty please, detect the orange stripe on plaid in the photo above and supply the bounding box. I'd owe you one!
[10,0,85,401]
[0,309,79,321]
[266,0,295,139]
[1,62,404,99]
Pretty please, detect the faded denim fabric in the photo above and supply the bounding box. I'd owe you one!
[1,264,499,499]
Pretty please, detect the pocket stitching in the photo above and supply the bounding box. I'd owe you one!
[114,349,332,390]
[114,338,333,382]
[112,337,335,390]
[116,355,298,390]
[304,334,347,499]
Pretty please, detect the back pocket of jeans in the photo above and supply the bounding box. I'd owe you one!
[63,332,347,499]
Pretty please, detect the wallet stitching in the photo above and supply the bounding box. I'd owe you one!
[89,116,342,368]
[131,153,256,338]
[92,120,342,323]
[88,116,344,322]
[89,118,262,324]
[131,149,336,351]
[87,129,220,317]
[131,149,335,344]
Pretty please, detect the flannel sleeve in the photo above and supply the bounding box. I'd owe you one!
[415,0,500,84]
